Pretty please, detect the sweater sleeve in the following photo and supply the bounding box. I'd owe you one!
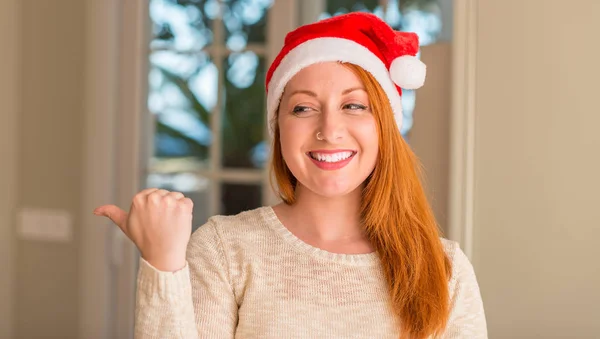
[134,219,238,339]
[443,243,488,338]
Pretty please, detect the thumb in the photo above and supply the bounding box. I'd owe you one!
[93,205,128,232]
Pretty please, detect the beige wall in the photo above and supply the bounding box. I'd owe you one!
[471,1,600,337]
[12,0,86,338]
[0,0,20,337]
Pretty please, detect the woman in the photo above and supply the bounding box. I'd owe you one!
[94,12,487,339]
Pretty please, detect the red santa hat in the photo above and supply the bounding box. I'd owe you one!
[265,12,426,135]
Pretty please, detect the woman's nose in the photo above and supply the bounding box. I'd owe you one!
[318,108,346,142]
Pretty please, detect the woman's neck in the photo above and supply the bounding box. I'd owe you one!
[273,184,371,250]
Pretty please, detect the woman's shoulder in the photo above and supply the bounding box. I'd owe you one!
[439,237,461,260]
[439,237,478,286]
[189,206,276,249]
[207,206,272,228]
[439,239,487,334]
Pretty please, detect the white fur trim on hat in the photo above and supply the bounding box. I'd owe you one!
[267,37,404,136]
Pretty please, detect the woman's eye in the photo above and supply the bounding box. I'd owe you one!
[292,106,311,114]
[344,103,368,111]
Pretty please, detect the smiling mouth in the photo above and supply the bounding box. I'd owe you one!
[307,151,356,163]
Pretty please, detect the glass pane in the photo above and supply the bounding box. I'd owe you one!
[319,0,442,43]
[146,172,211,232]
[386,0,442,45]
[149,50,217,167]
[400,89,416,135]
[221,52,267,168]
[223,0,273,50]
[221,182,262,215]
[322,0,381,17]
[150,0,217,50]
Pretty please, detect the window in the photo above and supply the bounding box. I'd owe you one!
[145,0,444,228]
[147,0,277,228]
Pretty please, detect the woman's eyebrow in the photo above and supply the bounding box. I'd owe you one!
[342,87,366,95]
[288,89,318,97]
[288,87,366,97]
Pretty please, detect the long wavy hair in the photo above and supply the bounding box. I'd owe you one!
[269,63,452,339]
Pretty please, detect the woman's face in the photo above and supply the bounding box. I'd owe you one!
[277,62,379,198]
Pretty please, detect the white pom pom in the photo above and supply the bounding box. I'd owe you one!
[389,55,426,89]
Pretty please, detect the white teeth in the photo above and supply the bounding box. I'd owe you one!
[310,151,353,163]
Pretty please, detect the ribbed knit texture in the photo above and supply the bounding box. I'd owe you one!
[134,207,487,338]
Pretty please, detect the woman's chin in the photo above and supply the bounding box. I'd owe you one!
[304,180,362,199]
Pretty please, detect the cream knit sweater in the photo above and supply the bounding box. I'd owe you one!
[135,207,487,338]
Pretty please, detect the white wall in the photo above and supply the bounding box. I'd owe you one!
[463,1,600,337]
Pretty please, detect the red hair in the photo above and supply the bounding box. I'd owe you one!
[269,63,451,339]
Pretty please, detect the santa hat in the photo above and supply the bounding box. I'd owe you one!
[265,12,426,135]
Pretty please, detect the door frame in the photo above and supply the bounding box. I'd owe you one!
[78,0,479,337]
[448,0,478,259]
[80,0,124,338]
[113,0,150,337]
[0,0,20,337]
[79,0,170,338]
[80,1,298,337]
